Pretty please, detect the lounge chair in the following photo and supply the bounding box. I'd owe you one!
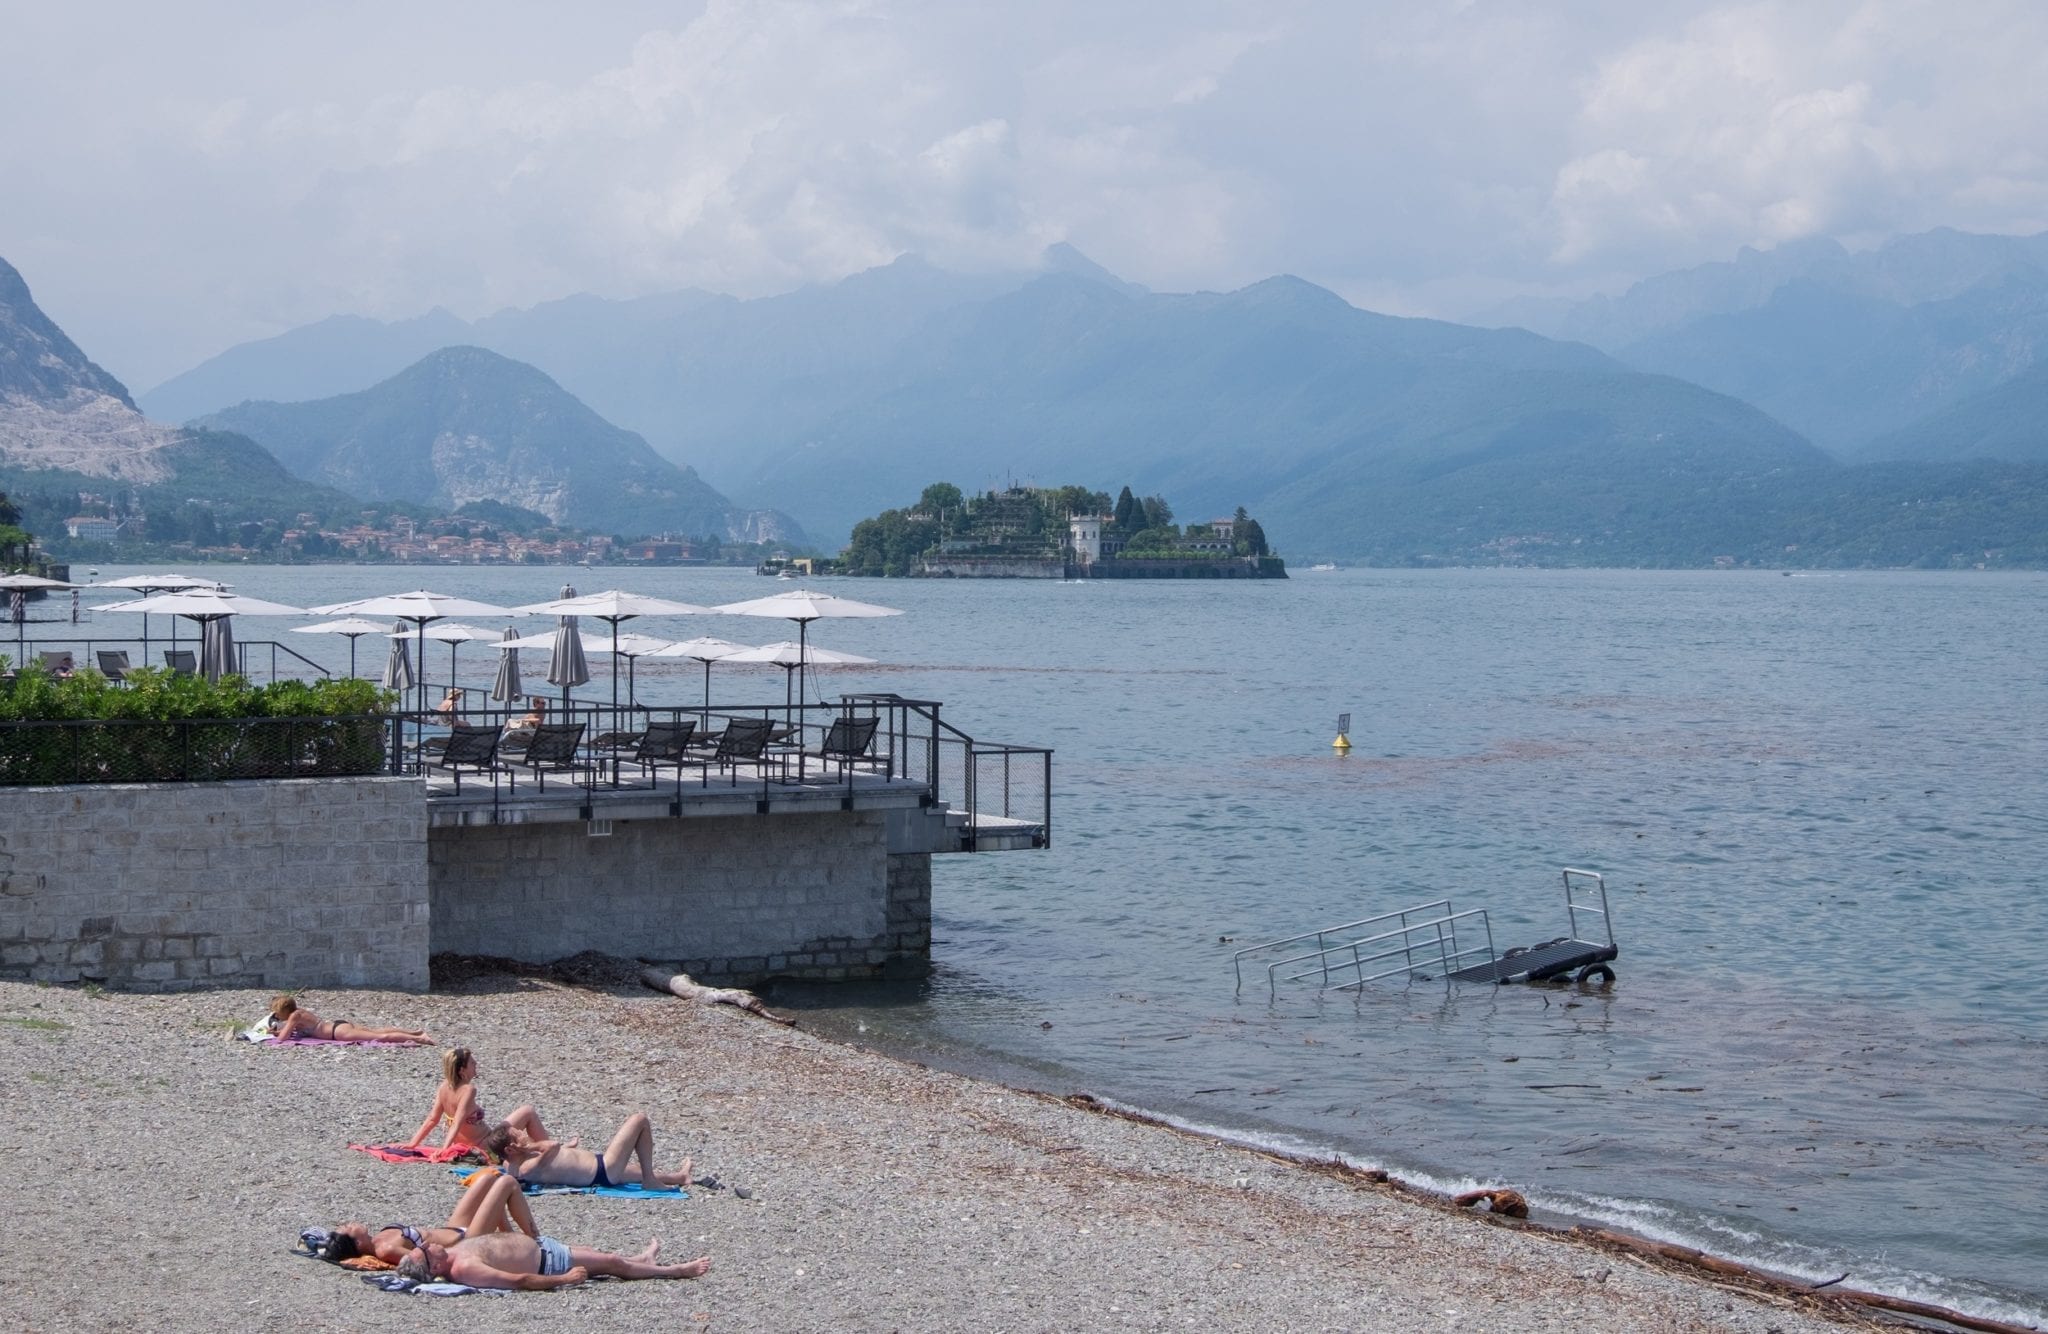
[163,649,197,675]
[627,718,696,786]
[37,650,75,676]
[431,722,505,790]
[509,721,589,789]
[95,649,130,683]
[790,715,883,782]
[686,716,774,786]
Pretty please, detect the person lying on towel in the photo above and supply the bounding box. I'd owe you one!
[483,1114,694,1190]
[395,1231,711,1289]
[314,1169,537,1267]
[406,1047,548,1157]
[268,993,430,1044]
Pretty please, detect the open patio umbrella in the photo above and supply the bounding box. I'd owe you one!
[93,590,305,679]
[515,588,711,712]
[380,622,416,692]
[490,626,524,707]
[291,616,389,679]
[713,589,900,713]
[723,639,876,729]
[645,635,751,712]
[307,589,520,718]
[86,573,226,661]
[603,631,676,708]
[0,573,78,658]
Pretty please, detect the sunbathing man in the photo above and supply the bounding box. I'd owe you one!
[483,1114,693,1190]
[395,1231,711,1289]
[315,1169,537,1266]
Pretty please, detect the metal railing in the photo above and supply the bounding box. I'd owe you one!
[0,713,388,785]
[842,693,1052,849]
[1233,901,1498,995]
[2,636,332,682]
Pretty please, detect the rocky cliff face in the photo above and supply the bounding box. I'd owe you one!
[0,256,180,482]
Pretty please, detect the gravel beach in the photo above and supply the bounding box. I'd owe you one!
[0,969,1876,1333]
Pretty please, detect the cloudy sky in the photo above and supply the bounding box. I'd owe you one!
[6,0,2047,388]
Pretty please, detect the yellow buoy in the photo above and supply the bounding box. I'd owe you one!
[1332,712,1352,752]
[1332,733,1351,752]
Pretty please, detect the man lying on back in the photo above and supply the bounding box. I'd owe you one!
[395,1230,710,1290]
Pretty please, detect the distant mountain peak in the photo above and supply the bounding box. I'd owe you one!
[0,254,138,409]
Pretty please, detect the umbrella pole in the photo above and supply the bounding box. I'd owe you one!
[349,636,358,679]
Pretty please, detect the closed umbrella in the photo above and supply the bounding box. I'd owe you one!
[490,627,523,706]
[714,589,900,712]
[291,616,388,679]
[545,584,590,711]
[199,615,237,681]
[381,622,416,692]
[646,635,751,712]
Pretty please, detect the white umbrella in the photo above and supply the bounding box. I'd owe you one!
[545,584,590,710]
[714,588,900,711]
[515,589,712,712]
[307,589,521,716]
[646,636,752,711]
[94,590,304,679]
[87,573,227,661]
[380,623,416,693]
[495,627,610,652]
[723,640,876,726]
[292,616,389,679]
[490,626,523,705]
[603,631,676,707]
[1,573,77,657]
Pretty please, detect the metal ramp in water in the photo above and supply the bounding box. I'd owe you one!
[1233,869,1619,994]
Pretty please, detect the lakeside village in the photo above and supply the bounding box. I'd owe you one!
[764,482,1287,579]
[21,492,766,568]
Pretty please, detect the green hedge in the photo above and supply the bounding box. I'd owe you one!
[0,665,395,783]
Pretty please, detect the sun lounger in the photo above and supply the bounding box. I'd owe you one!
[431,722,505,791]
[95,649,130,683]
[37,650,75,676]
[163,649,197,675]
[508,721,588,789]
[685,715,774,786]
[790,715,883,781]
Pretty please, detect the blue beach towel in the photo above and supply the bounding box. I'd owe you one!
[448,1165,687,1199]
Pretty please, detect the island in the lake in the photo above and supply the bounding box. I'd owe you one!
[782,482,1286,579]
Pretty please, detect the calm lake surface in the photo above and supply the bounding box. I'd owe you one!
[79,564,2048,1323]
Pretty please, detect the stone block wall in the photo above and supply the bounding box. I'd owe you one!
[429,810,932,984]
[0,777,429,991]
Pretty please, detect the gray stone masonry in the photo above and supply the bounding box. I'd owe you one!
[429,810,934,984]
[0,777,428,991]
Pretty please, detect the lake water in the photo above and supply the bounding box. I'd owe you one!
[72,564,2048,1324]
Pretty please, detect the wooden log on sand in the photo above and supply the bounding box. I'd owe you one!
[639,967,797,1026]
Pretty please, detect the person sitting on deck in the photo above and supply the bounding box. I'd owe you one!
[483,1113,694,1190]
[395,1230,710,1289]
[313,1168,537,1266]
[514,695,548,730]
[404,1047,549,1156]
[432,687,464,722]
[266,993,430,1044]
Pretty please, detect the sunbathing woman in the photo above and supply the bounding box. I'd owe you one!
[314,1169,537,1266]
[267,993,429,1044]
[484,1113,693,1190]
[404,1047,550,1155]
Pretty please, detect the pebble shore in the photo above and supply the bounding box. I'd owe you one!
[0,969,1875,1333]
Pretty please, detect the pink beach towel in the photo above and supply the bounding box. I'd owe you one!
[350,1142,485,1165]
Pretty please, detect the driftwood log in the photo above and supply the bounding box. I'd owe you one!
[639,967,796,1026]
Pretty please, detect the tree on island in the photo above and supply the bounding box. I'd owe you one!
[1112,486,1139,531]
[1233,506,1269,557]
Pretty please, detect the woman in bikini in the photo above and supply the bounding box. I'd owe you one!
[267,994,429,1044]
[484,1112,693,1190]
[404,1047,549,1155]
[313,1169,536,1266]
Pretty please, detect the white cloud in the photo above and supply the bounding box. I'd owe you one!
[3,0,2047,385]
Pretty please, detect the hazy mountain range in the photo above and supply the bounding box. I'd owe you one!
[15,231,2048,566]
[1481,228,2048,459]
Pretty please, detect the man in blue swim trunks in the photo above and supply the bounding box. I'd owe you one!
[395,1231,710,1289]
